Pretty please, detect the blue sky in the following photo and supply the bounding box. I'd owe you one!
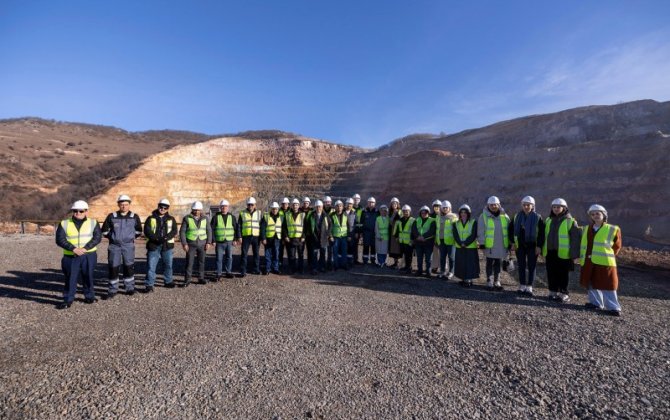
[1,0,669,147]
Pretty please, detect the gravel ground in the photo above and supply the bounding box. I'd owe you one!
[0,235,668,419]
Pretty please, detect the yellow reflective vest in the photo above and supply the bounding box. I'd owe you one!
[60,218,98,255]
[580,223,619,267]
[483,214,510,249]
[455,220,477,249]
[264,213,282,239]
[240,210,262,237]
[542,217,573,259]
[185,216,208,241]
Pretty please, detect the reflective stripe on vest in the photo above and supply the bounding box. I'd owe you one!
[580,224,618,267]
[150,217,175,243]
[61,218,97,255]
[455,220,477,249]
[416,217,434,236]
[436,216,456,246]
[398,217,415,245]
[484,214,509,249]
[241,210,261,236]
[376,216,389,241]
[513,213,540,248]
[185,217,208,241]
[542,218,573,259]
[215,214,235,242]
[331,213,348,238]
[286,212,305,238]
[264,213,282,239]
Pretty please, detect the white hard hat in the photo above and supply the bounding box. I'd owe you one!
[346,198,354,204]
[71,200,89,210]
[292,198,300,205]
[315,200,323,207]
[401,204,411,212]
[432,199,442,206]
[282,197,290,204]
[219,199,229,206]
[324,196,332,203]
[390,197,400,204]
[192,201,203,210]
[487,196,501,205]
[458,204,472,213]
[367,197,376,203]
[302,196,311,203]
[117,194,131,203]
[442,200,452,209]
[551,198,568,207]
[334,200,343,206]
[353,193,361,199]
[379,204,388,210]
[247,197,256,205]
[158,198,170,206]
[521,196,536,205]
[270,202,280,209]
[588,204,607,217]
[420,205,430,213]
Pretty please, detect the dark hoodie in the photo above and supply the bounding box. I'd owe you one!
[144,209,178,250]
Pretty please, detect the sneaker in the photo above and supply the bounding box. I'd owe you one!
[447,272,454,280]
[523,289,534,297]
[559,294,570,303]
[486,278,494,291]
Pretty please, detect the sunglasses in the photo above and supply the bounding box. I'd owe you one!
[158,205,169,210]
[72,210,86,214]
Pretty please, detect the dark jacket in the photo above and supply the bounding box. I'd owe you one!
[101,211,142,244]
[143,210,178,250]
[305,210,331,248]
[452,219,478,248]
[56,217,102,253]
[282,211,306,241]
[179,214,212,245]
[509,211,545,248]
[411,216,437,247]
[360,207,379,233]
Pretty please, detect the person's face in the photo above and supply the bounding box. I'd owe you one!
[368,201,375,209]
[336,203,343,213]
[292,203,300,211]
[433,205,440,213]
[316,206,323,214]
[441,207,450,215]
[488,203,500,212]
[354,198,361,206]
[247,204,255,212]
[522,203,533,214]
[72,209,87,220]
[421,210,429,219]
[158,204,169,214]
[118,201,130,213]
[346,203,353,211]
[381,208,388,216]
[220,205,228,214]
[271,208,278,215]
[325,201,332,207]
[302,201,310,208]
[590,211,604,224]
[281,203,289,210]
[391,202,399,210]
[192,210,202,218]
[459,210,468,221]
[551,205,563,216]
[402,210,410,217]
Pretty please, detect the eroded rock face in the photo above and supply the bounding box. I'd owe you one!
[88,136,361,219]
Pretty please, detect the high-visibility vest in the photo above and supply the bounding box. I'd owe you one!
[240,210,261,237]
[264,213,282,239]
[286,212,305,238]
[149,217,175,244]
[61,218,98,255]
[397,217,415,245]
[484,214,509,248]
[214,213,235,242]
[415,217,434,237]
[513,212,540,247]
[542,217,573,259]
[436,215,456,246]
[455,220,477,249]
[580,224,619,267]
[185,216,208,241]
[376,216,389,241]
[331,213,348,238]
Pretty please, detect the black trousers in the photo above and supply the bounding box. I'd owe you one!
[401,243,413,270]
[287,239,305,273]
[485,258,501,278]
[240,236,260,274]
[545,250,571,294]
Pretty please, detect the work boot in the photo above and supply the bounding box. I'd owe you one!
[126,290,136,296]
[56,302,72,310]
[164,282,176,288]
[180,280,191,288]
[103,292,116,300]
[225,273,234,279]
[142,286,154,293]
[84,297,98,304]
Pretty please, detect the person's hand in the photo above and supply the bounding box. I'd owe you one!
[300,238,305,243]
[479,245,485,250]
[573,258,579,265]
[182,244,189,252]
[204,243,210,252]
[262,240,267,245]
[417,235,424,242]
[535,247,541,256]
[284,238,290,244]
[73,247,87,256]
[510,244,515,252]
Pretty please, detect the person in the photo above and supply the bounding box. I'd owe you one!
[509,196,545,296]
[394,204,415,274]
[430,199,442,273]
[323,196,335,270]
[179,201,212,286]
[211,199,238,280]
[261,201,282,275]
[542,198,581,302]
[305,200,331,274]
[55,200,102,309]
[323,196,334,215]
[352,193,363,264]
[301,197,314,269]
[101,194,142,298]
[283,198,306,274]
[360,197,379,264]
[278,197,290,270]
[345,198,358,266]
[435,200,458,280]
[237,196,263,277]
[387,197,403,268]
[374,205,390,267]
[412,205,436,277]
[144,198,178,290]
[330,200,349,270]
[477,196,511,291]
[453,204,479,287]
[579,204,623,316]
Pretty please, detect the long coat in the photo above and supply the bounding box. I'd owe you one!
[477,207,510,259]
[579,224,622,290]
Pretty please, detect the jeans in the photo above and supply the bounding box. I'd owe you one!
[515,245,538,286]
[61,253,96,303]
[215,241,233,276]
[333,237,348,269]
[240,236,260,274]
[146,245,174,287]
[414,243,433,273]
[438,244,455,274]
[264,238,280,272]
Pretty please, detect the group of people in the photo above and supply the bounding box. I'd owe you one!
[55,193,623,316]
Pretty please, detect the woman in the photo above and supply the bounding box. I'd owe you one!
[374,205,390,267]
[579,204,623,316]
[477,196,511,291]
[453,204,479,287]
[387,197,403,268]
[509,196,544,296]
[542,198,581,302]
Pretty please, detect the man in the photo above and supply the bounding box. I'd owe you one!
[211,199,238,280]
[352,193,363,264]
[101,194,142,298]
[305,200,331,275]
[283,198,306,274]
[394,204,415,273]
[323,196,334,215]
[430,199,442,273]
[144,198,178,291]
[412,205,437,277]
[323,195,335,270]
[435,200,458,280]
[238,196,263,277]
[330,200,349,270]
[344,198,357,266]
[261,201,282,275]
[179,201,212,286]
[55,200,102,309]
[360,197,379,264]
[301,197,314,268]
[278,197,291,270]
